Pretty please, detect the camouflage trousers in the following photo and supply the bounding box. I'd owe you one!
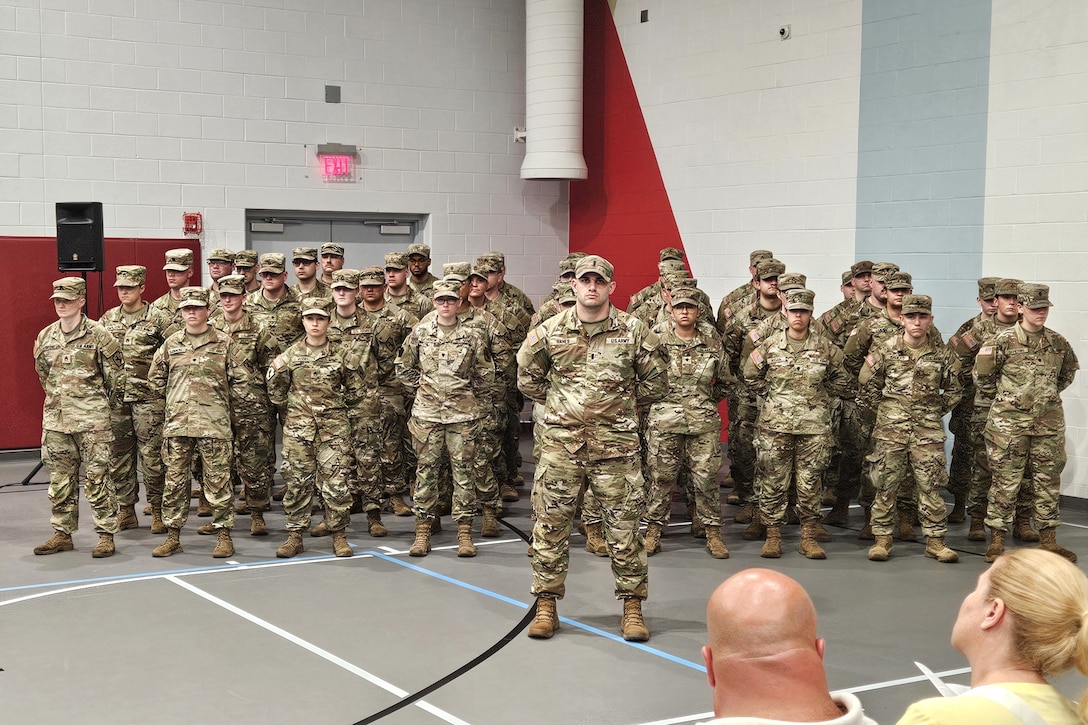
[755,430,830,527]
[234,412,275,512]
[161,436,234,531]
[726,393,758,504]
[985,431,1065,531]
[106,405,138,507]
[644,429,722,527]
[835,398,872,505]
[868,438,949,538]
[281,419,353,533]
[348,401,384,513]
[968,407,1033,520]
[377,390,409,497]
[42,428,118,535]
[530,442,647,601]
[410,417,491,523]
[947,398,973,498]
[130,399,166,505]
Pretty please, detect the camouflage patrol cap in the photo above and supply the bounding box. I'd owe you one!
[478,251,505,271]
[851,260,874,277]
[664,272,694,289]
[177,286,209,308]
[114,265,146,287]
[658,259,686,275]
[385,252,409,269]
[841,270,854,286]
[358,266,386,286]
[163,248,194,271]
[755,258,786,280]
[433,279,462,300]
[871,262,899,282]
[901,294,932,315]
[884,271,913,291]
[442,262,471,281]
[50,277,86,300]
[977,277,1000,301]
[785,288,815,311]
[407,243,430,259]
[575,255,615,282]
[559,252,588,273]
[320,243,345,258]
[292,247,318,262]
[554,281,575,305]
[259,253,286,274]
[468,265,489,281]
[331,269,360,289]
[671,285,700,307]
[749,249,774,266]
[207,248,235,263]
[659,247,685,262]
[234,249,259,268]
[994,278,1023,297]
[300,296,333,317]
[1019,283,1053,309]
[777,272,807,291]
[474,256,503,274]
[217,275,246,296]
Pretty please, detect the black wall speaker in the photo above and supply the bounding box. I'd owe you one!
[56,201,104,272]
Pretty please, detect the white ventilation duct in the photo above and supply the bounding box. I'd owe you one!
[520,0,588,180]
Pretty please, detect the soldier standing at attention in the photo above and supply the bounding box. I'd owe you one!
[152,248,195,324]
[33,277,124,558]
[319,242,345,286]
[406,243,439,297]
[148,287,256,558]
[396,279,495,558]
[974,283,1079,563]
[385,251,433,320]
[246,252,302,355]
[478,251,535,318]
[233,249,261,293]
[291,246,330,298]
[861,295,962,564]
[518,255,669,642]
[205,248,235,306]
[744,288,849,560]
[716,249,774,325]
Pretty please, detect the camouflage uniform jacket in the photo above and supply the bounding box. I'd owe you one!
[386,288,432,322]
[150,291,182,325]
[456,306,514,399]
[815,297,861,349]
[245,287,302,351]
[210,311,280,417]
[326,309,382,419]
[148,327,257,440]
[627,281,659,313]
[719,298,782,380]
[648,319,732,435]
[860,334,962,444]
[740,312,823,362]
[517,305,669,460]
[743,329,849,436]
[362,304,418,395]
[949,316,1015,408]
[34,315,123,433]
[408,272,439,297]
[844,310,942,380]
[531,298,567,327]
[498,280,535,317]
[267,339,365,441]
[480,296,530,345]
[974,323,1079,438]
[395,315,494,424]
[633,293,715,330]
[715,281,756,331]
[291,278,331,300]
[99,302,179,402]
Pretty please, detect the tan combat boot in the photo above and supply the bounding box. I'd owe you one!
[367,510,388,537]
[896,510,918,541]
[409,519,431,557]
[150,504,166,534]
[276,531,305,558]
[33,530,74,556]
[390,494,412,516]
[867,534,892,561]
[197,523,215,535]
[799,523,827,560]
[309,520,330,537]
[91,533,115,558]
[250,511,268,537]
[813,522,833,542]
[212,529,234,558]
[643,523,663,556]
[152,528,183,557]
[733,501,755,525]
[527,596,559,639]
[143,503,153,515]
[457,521,476,557]
[332,530,353,557]
[500,483,520,502]
[823,497,850,526]
[948,493,966,523]
[117,505,139,530]
[742,519,765,541]
[1039,527,1078,563]
[1013,515,1039,542]
[760,526,782,558]
[704,526,729,559]
[584,522,608,557]
[480,506,500,538]
[967,515,987,541]
[924,536,958,563]
[984,528,1006,563]
[857,507,874,541]
[621,598,650,642]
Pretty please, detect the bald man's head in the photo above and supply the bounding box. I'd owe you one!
[706,569,821,660]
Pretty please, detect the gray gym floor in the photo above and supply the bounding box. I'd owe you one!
[2,445,1086,725]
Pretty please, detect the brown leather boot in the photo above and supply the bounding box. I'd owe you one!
[799,523,827,559]
[250,510,268,536]
[117,505,139,530]
[34,530,74,556]
[742,519,765,541]
[1039,527,1077,563]
[390,494,412,516]
[896,509,918,542]
[500,483,520,502]
[527,596,559,639]
[984,528,1006,563]
[212,529,234,558]
[91,533,116,558]
[309,520,330,537]
[621,598,649,642]
[276,531,304,558]
[409,519,432,557]
[704,525,729,559]
[734,501,755,525]
[968,515,987,541]
[867,534,892,561]
[150,504,167,534]
[367,510,388,537]
[152,528,183,557]
[924,536,958,563]
[584,522,608,557]
[760,526,782,558]
[332,530,353,557]
[1013,515,1039,542]
[456,521,476,557]
[480,506,499,538]
[643,523,663,556]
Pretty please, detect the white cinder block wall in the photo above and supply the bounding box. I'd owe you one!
[0,0,567,301]
[612,0,863,309]
[985,0,1088,498]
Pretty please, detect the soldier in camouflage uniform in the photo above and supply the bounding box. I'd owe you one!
[233,249,261,293]
[33,277,124,558]
[319,242,346,286]
[385,251,433,320]
[267,296,359,559]
[860,295,962,563]
[744,288,850,560]
[209,274,281,536]
[397,279,495,558]
[407,242,439,297]
[99,265,178,534]
[246,252,302,352]
[540,252,586,305]
[478,251,535,319]
[205,247,236,306]
[838,268,855,301]
[151,248,195,324]
[518,255,668,642]
[715,249,774,328]
[628,254,686,315]
[148,287,258,558]
[290,246,331,299]
[533,281,576,326]
[974,283,1079,563]
[645,284,733,559]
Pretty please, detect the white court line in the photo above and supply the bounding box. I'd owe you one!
[166,575,469,725]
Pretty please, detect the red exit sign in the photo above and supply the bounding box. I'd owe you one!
[320,154,353,178]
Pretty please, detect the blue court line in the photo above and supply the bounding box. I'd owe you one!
[363,549,706,673]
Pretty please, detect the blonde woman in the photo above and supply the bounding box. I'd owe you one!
[899,549,1088,724]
